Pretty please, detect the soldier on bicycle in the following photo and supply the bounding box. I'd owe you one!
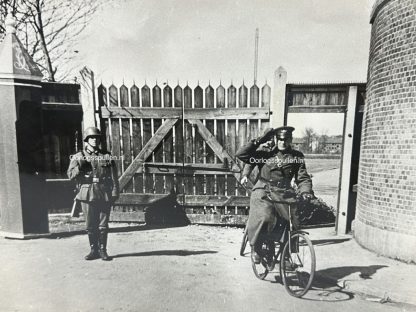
[236,126,313,264]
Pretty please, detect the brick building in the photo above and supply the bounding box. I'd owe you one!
[323,136,342,154]
[354,0,416,262]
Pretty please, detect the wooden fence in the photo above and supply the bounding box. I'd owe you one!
[97,82,271,223]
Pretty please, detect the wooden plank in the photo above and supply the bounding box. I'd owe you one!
[120,84,133,192]
[287,105,346,113]
[97,84,110,151]
[142,162,229,170]
[152,85,164,194]
[100,107,269,119]
[186,214,247,225]
[183,86,194,195]
[179,195,250,207]
[116,193,168,205]
[141,85,153,193]
[249,84,260,140]
[174,85,184,194]
[142,168,233,176]
[116,193,249,207]
[41,103,82,110]
[226,85,237,202]
[109,85,122,182]
[205,85,215,197]
[118,118,178,190]
[237,84,248,196]
[337,86,358,235]
[194,85,204,195]
[163,85,174,193]
[216,85,226,201]
[130,84,143,193]
[260,83,271,133]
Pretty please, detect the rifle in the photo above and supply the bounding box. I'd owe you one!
[71,179,82,217]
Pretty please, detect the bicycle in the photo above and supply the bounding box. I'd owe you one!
[250,198,316,298]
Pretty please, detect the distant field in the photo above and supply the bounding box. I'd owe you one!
[304,158,341,174]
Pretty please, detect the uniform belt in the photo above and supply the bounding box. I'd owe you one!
[81,177,104,184]
[259,178,291,189]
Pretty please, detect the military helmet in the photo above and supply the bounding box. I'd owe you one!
[83,127,101,142]
[275,126,295,139]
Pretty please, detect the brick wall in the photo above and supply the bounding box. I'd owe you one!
[355,0,416,261]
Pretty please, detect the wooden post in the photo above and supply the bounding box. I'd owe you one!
[271,66,287,128]
[0,13,48,238]
[79,67,97,129]
[337,86,358,235]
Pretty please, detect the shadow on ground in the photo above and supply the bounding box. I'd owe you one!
[48,224,189,239]
[315,265,388,284]
[311,238,351,246]
[112,249,218,258]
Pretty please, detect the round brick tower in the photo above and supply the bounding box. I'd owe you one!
[354,0,416,262]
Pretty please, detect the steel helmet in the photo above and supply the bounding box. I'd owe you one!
[83,127,101,142]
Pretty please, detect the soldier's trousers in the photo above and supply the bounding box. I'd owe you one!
[247,188,299,247]
[80,200,111,232]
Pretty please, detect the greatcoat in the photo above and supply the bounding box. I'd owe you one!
[236,140,312,246]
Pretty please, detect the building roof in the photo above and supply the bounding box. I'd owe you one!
[0,13,43,81]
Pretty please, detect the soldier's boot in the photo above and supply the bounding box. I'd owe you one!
[98,230,111,261]
[85,231,99,260]
[251,246,261,264]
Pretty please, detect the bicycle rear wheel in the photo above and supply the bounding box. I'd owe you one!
[280,233,315,297]
[252,239,275,280]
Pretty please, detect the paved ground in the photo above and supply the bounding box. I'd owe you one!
[312,168,340,208]
[1,225,415,312]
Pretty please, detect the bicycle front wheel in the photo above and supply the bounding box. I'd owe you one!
[280,233,316,297]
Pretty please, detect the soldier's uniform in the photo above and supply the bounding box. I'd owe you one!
[236,127,312,252]
[67,127,119,260]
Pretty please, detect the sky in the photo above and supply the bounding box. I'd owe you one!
[73,0,373,136]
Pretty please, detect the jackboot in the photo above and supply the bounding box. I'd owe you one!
[85,231,99,260]
[251,246,261,264]
[98,230,111,261]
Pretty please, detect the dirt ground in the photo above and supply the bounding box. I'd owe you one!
[0,225,411,312]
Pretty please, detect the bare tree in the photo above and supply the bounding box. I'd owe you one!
[1,0,107,81]
[315,129,329,154]
[302,127,317,153]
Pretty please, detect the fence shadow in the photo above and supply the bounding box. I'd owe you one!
[144,192,191,226]
[112,249,218,258]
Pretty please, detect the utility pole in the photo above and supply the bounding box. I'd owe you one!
[254,28,259,84]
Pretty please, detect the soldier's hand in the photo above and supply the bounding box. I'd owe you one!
[240,176,248,186]
[301,192,313,202]
[256,128,275,145]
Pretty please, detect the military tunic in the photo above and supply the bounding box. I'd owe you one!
[67,148,119,232]
[236,140,312,247]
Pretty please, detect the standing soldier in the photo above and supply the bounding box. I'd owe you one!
[67,127,119,261]
[236,126,313,264]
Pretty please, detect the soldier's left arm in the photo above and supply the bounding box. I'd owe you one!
[294,152,313,194]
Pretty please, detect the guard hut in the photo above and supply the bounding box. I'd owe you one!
[0,13,48,238]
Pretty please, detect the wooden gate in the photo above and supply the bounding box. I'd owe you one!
[97,82,271,224]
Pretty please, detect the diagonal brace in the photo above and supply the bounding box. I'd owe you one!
[119,118,179,190]
[187,119,253,190]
